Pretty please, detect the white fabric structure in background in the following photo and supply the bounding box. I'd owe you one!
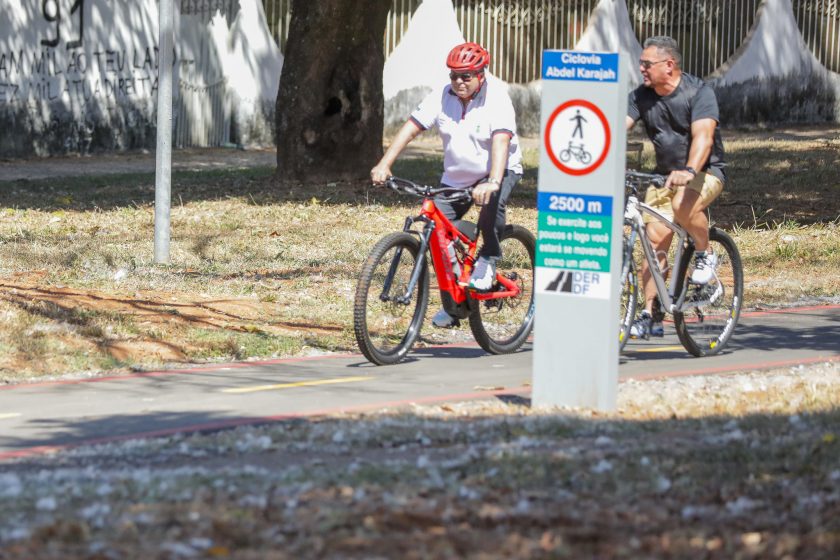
[383,0,465,101]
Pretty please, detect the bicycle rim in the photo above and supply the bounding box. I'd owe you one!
[468,225,535,354]
[619,259,638,351]
[354,232,429,365]
[674,228,743,357]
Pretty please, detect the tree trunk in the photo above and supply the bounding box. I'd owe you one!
[275,0,392,185]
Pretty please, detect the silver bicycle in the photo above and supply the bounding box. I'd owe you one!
[619,170,743,356]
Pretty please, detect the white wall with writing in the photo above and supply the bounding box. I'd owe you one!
[0,0,282,157]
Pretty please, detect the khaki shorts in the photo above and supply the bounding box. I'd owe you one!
[643,172,724,224]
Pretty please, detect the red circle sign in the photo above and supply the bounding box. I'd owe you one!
[544,99,611,176]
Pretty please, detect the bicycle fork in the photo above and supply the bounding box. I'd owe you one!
[379,217,433,305]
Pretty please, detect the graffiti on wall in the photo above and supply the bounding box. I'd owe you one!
[0,0,162,106]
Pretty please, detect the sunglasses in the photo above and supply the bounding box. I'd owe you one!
[639,58,670,69]
[449,71,479,82]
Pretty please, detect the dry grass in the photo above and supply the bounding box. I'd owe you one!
[0,126,838,380]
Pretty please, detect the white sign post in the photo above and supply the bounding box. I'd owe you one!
[532,51,628,410]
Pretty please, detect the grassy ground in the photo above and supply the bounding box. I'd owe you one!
[0,126,838,380]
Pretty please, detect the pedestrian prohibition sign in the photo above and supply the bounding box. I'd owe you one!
[544,99,611,176]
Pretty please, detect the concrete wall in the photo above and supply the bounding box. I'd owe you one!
[1,0,838,157]
[0,0,281,157]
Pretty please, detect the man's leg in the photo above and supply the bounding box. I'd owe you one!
[431,186,472,327]
[640,221,673,314]
[672,187,709,251]
[672,173,725,284]
[471,172,520,290]
[476,172,520,260]
[631,221,672,338]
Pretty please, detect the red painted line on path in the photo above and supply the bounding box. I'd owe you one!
[2,302,835,392]
[740,304,840,318]
[0,385,531,462]
[0,351,362,392]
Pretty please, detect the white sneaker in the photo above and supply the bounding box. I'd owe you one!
[690,252,718,284]
[468,257,496,292]
[431,308,459,328]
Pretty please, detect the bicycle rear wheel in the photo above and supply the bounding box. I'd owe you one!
[673,228,743,357]
[469,225,535,354]
[354,232,429,365]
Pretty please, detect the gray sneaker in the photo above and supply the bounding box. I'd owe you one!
[630,311,652,339]
[468,257,496,291]
[431,308,459,328]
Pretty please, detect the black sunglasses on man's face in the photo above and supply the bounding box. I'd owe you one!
[639,58,670,70]
[449,71,479,82]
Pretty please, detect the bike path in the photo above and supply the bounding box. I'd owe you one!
[0,304,837,460]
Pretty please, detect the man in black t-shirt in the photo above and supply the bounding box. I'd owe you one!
[626,36,727,339]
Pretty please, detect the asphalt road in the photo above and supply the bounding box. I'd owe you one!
[0,304,837,460]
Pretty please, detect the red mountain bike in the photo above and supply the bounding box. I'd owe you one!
[354,177,536,365]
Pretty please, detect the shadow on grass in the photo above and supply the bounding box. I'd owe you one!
[1,133,836,230]
[0,154,537,214]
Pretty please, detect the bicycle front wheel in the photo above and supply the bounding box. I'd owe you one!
[354,232,429,365]
[619,220,639,351]
[619,258,638,352]
[469,225,535,354]
[673,228,743,357]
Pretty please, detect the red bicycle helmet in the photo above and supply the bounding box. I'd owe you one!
[446,42,490,72]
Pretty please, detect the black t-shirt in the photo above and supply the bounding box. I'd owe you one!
[628,73,726,181]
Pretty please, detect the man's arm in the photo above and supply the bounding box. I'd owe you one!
[473,132,510,205]
[665,117,716,189]
[370,119,423,184]
[626,115,636,131]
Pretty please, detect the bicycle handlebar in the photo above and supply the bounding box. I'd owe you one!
[384,176,473,203]
[625,169,667,187]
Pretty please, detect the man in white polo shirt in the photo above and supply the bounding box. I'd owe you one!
[371,42,524,328]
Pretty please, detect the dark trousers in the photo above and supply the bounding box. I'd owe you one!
[435,171,521,261]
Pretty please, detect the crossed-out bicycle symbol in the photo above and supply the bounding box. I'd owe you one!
[558,141,592,165]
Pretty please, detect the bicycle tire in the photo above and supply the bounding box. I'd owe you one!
[354,232,429,365]
[580,151,592,165]
[469,225,535,354]
[619,254,638,352]
[673,228,743,357]
[559,149,571,163]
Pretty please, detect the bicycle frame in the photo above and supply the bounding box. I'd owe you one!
[383,195,523,310]
[624,190,723,315]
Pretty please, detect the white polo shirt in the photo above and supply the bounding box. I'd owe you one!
[410,76,524,189]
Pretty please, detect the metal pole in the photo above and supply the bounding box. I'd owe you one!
[155,0,175,264]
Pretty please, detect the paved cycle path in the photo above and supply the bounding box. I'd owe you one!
[0,304,837,460]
